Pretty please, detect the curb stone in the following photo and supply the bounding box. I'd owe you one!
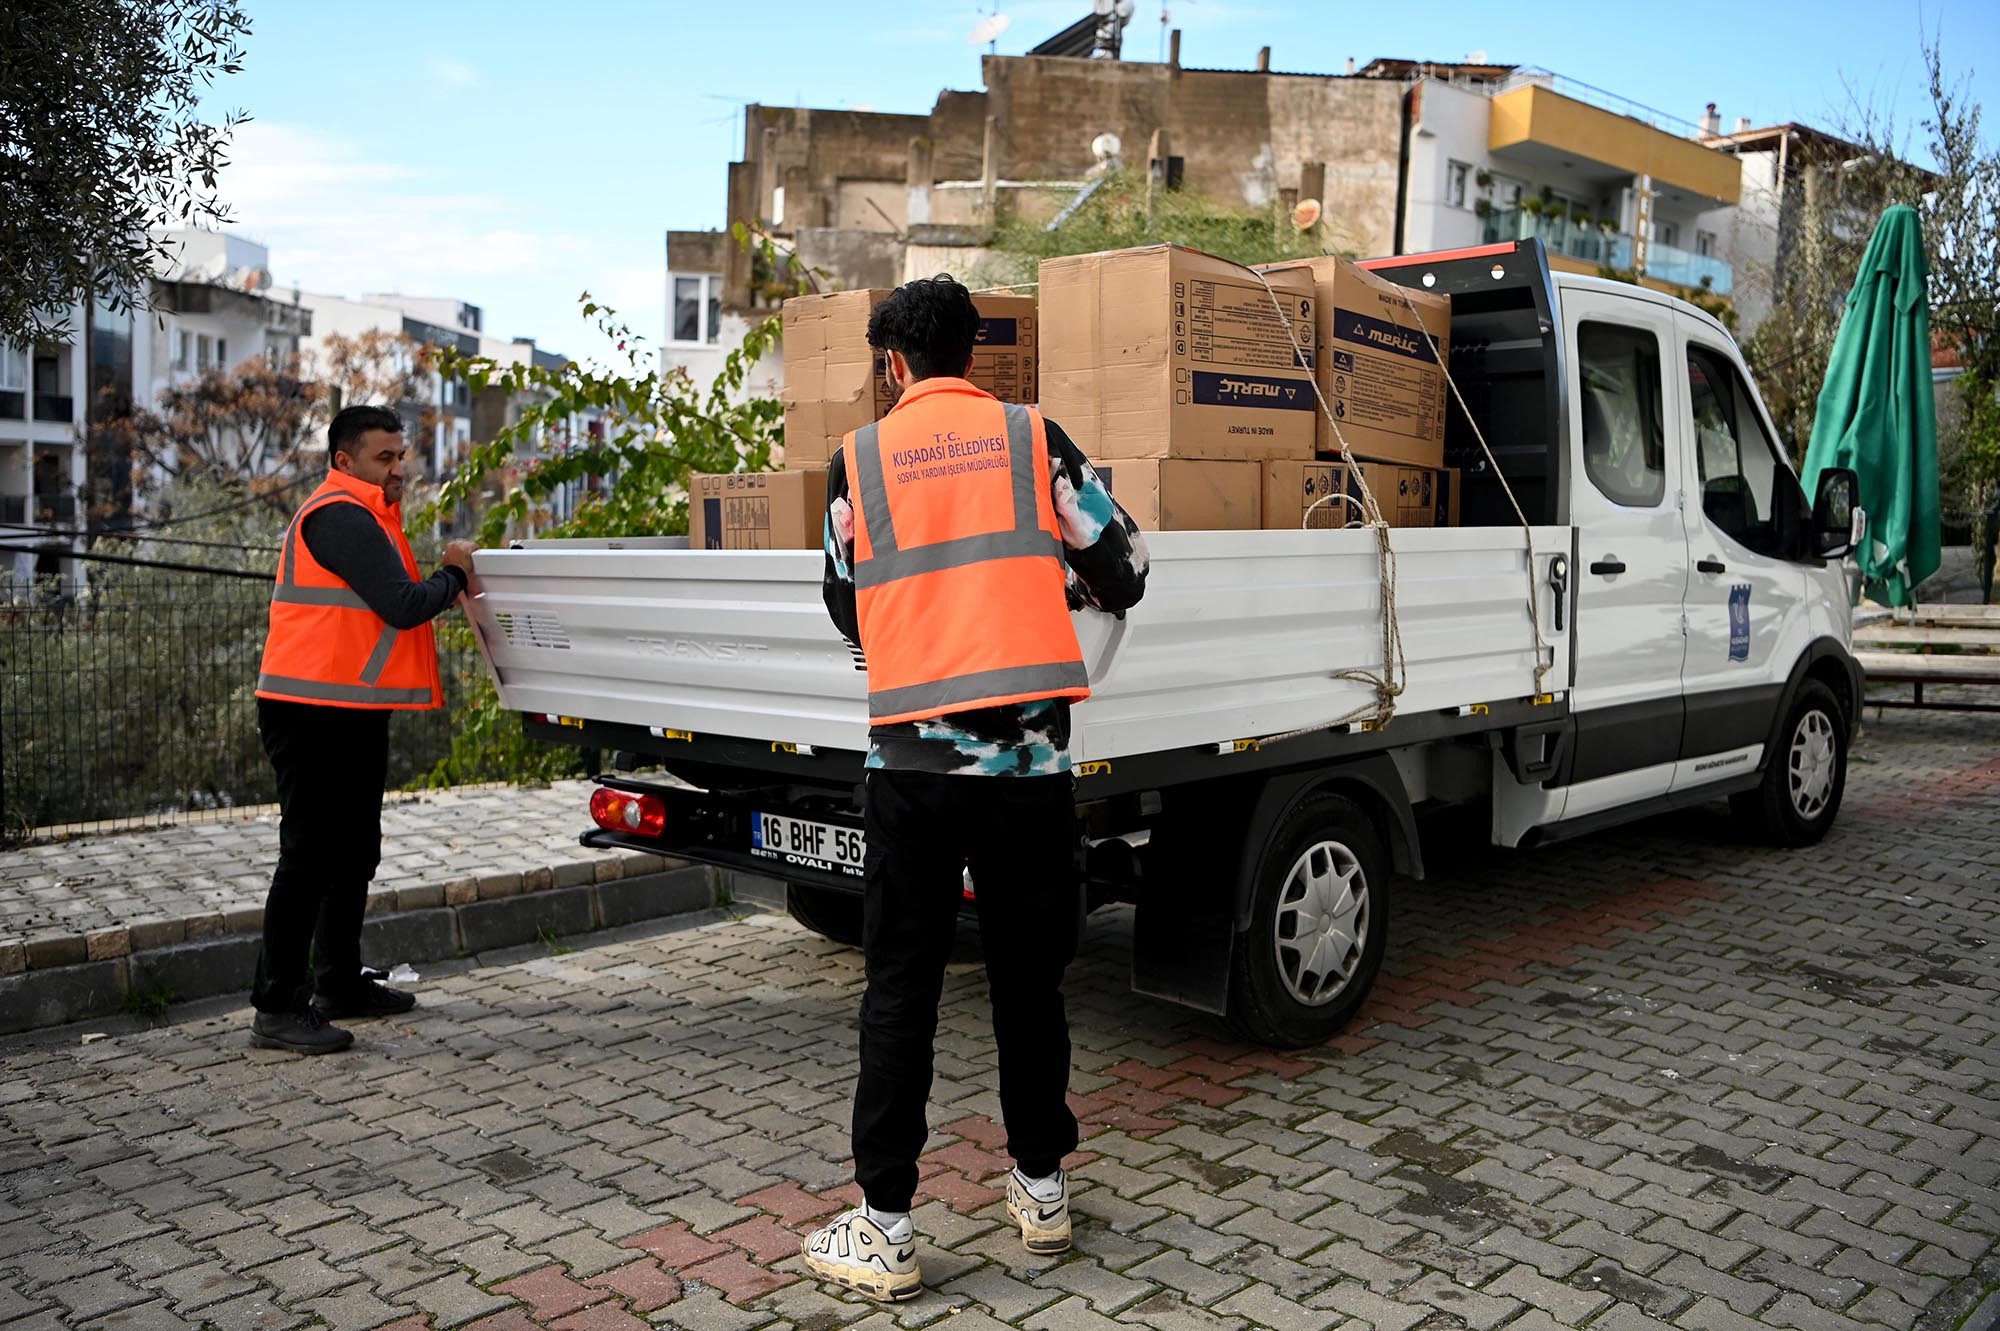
[0,864,717,1036]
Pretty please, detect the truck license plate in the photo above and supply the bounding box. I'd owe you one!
[751,811,866,877]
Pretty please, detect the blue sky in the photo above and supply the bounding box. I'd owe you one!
[209,0,1995,364]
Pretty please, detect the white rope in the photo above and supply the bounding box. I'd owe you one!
[1391,290,1554,696]
[1249,268,1408,740]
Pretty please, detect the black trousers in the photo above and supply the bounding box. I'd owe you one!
[852,768,1083,1212]
[250,698,391,1013]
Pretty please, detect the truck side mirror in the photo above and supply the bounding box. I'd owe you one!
[1812,467,1860,559]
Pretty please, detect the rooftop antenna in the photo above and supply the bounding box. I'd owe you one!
[1091,0,1135,58]
[968,9,1010,54]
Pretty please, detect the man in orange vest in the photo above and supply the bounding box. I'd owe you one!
[803,276,1149,1300]
[249,404,476,1055]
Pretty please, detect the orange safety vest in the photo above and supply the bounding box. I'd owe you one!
[256,469,445,710]
[843,377,1089,725]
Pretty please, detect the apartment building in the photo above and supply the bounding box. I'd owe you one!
[0,311,89,588]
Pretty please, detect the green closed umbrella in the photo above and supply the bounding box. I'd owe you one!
[1801,204,1941,607]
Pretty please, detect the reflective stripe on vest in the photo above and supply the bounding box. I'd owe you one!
[866,659,1091,720]
[850,404,1062,590]
[254,674,436,706]
[272,496,371,609]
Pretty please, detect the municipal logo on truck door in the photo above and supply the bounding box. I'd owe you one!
[1728,584,1752,661]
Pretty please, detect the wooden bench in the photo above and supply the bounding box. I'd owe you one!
[1853,604,2000,712]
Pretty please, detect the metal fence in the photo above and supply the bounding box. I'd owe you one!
[0,577,476,843]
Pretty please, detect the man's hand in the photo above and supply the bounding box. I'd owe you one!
[442,540,478,575]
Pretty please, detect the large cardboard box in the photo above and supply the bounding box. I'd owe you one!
[780,289,1038,468]
[1096,457,1261,531]
[1351,462,1460,529]
[1262,459,1357,530]
[687,470,827,550]
[1039,245,1317,463]
[1260,256,1450,468]
[1261,459,1462,530]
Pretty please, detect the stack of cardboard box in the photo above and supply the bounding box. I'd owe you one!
[688,243,1459,550]
[1255,256,1459,530]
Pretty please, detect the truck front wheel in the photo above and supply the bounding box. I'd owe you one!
[1731,679,1848,847]
[1226,792,1390,1049]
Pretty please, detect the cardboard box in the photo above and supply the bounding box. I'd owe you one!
[1259,256,1450,468]
[1262,459,1360,530]
[780,289,1038,468]
[687,470,828,550]
[1039,244,1317,463]
[1351,462,1461,529]
[1095,457,1261,531]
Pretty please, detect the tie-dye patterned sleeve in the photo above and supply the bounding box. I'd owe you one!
[821,448,861,645]
[1044,419,1149,615]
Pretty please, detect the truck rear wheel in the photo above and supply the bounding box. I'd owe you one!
[785,883,864,947]
[1226,792,1390,1049]
[1731,680,1847,847]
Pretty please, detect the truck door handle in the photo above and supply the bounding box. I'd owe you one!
[1548,554,1569,633]
[1697,558,1727,575]
[1589,558,1626,576]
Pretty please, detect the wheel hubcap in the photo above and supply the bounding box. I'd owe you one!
[1789,709,1836,819]
[1272,841,1369,1007]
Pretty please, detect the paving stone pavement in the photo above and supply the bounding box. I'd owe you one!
[0,708,1995,1331]
[0,782,660,974]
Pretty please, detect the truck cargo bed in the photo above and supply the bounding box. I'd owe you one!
[468,524,1574,766]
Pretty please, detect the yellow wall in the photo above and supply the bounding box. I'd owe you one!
[1490,85,1741,205]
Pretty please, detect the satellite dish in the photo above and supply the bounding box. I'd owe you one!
[1091,132,1122,162]
[968,13,1011,45]
[1293,198,1323,230]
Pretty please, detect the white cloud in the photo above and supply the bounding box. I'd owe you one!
[212,121,629,358]
[425,57,478,94]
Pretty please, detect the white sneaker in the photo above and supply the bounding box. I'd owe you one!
[801,1208,922,1302]
[1006,1169,1072,1254]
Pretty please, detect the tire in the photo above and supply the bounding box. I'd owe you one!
[1730,680,1847,847]
[785,882,864,946]
[1226,792,1392,1049]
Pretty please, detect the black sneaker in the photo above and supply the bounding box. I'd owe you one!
[251,1007,354,1055]
[313,979,417,1020]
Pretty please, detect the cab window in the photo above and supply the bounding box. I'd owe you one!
[1577,322,1666,508]
[1687,345,1801,557]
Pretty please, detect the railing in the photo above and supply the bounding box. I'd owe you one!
[31,394,74,423]
[1,580,481,841]
[39,495,76,522]
[1484,209,1734,294]
[0,391,22,421]
[1494,67,1711,138]
[0,496,23,525]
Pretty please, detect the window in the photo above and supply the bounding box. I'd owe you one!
[1654,219,1681,249]
[1446,160,1470,209]
[670,273,723,345]
[1687,345,1801,556]
[1577,321,1666,507]
[1695,229,1718,258]
[172,329,191,372]
[216,338,227,368]
[0,343,24,391]
[1494,176,1525,212]
[196,334,212,370]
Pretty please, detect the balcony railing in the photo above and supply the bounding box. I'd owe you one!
[1483,209,1733,295]
[0,390,22,421]
[32,394,74,423]
[38,494,77,522]
[0,496,24,525]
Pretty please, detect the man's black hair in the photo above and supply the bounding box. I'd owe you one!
[866,273,980,382]
[328,404,404,465]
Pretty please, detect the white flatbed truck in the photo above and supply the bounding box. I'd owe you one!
[465,239,1867,1047]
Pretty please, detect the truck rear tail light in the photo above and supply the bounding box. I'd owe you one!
[589,787,666,838]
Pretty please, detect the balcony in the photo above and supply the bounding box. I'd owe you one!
[0,495,23,525]
[0,390,22,420]
[1483,209,1733,295]
[32,394,74,423]
[38,494,77,522]
[1487,78,1741,207]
